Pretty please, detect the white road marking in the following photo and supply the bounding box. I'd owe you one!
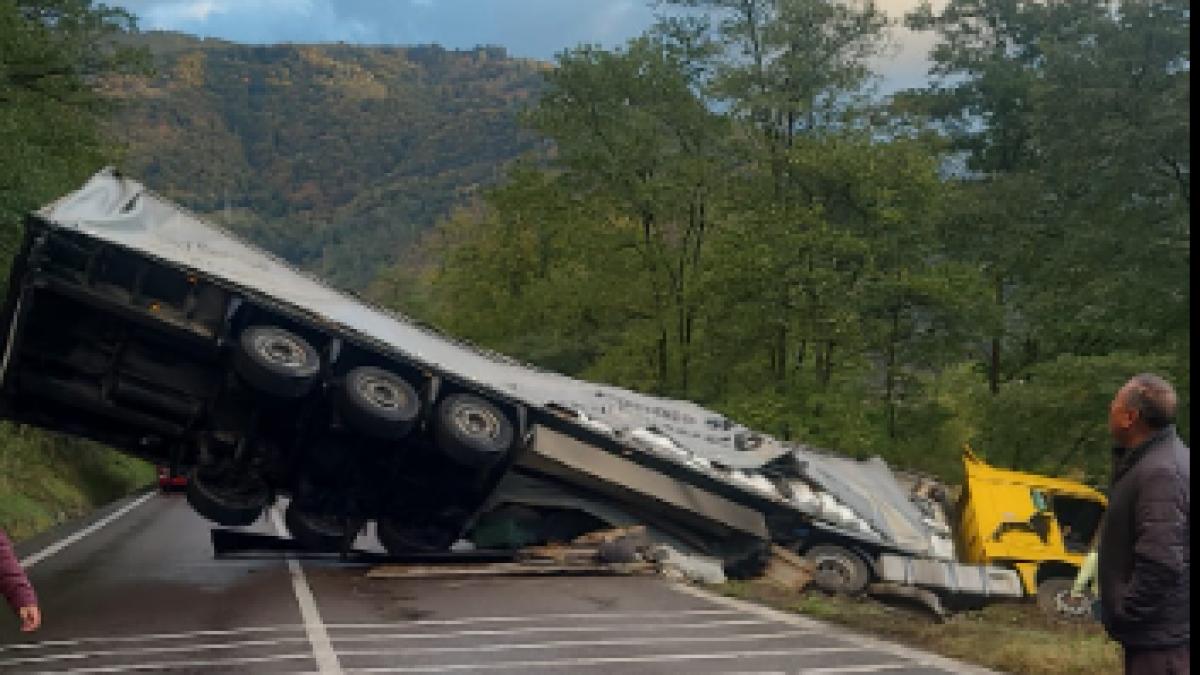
[0,637,308,666]
[324,608,740,627]
[0,619,782,665]
[334,647,884,673]
[11,631,824,668]
[50,651,315,673]
[800,666,912,674]
[670,582,1003,674]
[271,506,343,675]
[0,626,307,652]
[331,630,822,656]
[0,611,746,653]
[20,492,156,568]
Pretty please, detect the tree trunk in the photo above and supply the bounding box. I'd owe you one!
[989,274,1004,394]
[657,330,669,394]
[887,309,899,440]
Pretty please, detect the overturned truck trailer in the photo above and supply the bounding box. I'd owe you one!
[0,169,1020,601]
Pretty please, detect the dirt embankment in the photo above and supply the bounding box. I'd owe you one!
[720,579,1121,675]
[0,423,153,541]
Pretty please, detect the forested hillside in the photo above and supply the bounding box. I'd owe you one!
[370,0,1190,483]
[106,32,545,288]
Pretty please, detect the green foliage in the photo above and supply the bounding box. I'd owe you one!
[108,35,545,289]
[0,0,147,287]
[377,0,1188,484]
[0,423,153,541]
[975,351,1190,483]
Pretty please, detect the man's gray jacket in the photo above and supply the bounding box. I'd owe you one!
[1098,426,1190,648]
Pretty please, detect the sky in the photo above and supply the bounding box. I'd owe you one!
[115,0,939,93]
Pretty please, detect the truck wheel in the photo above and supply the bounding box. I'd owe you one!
[805,544,871,595]
[1036,577,1076,615]
[186,467,270,526]
[234,325,320,398]
[285,502,350,551]
[377,515,456,554]
[434,393,513,468]
[338,366,420,439]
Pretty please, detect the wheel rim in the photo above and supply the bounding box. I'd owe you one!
[453,403,501,441]
[255,333,308,369]
[812,554,858,591]
[358,374,406,411]
[1053,590,1092,617]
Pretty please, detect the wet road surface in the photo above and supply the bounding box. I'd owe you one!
[0,491,999,674]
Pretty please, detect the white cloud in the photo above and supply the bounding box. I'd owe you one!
[139,0,225,25]
[593,0,637,41]
[133,0,316,29]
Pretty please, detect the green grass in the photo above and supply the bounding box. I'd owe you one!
[0,423,154,541]
[719,580,1122,675]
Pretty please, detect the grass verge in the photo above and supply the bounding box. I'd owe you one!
[718,579,1121,675]
[0,422,154,541]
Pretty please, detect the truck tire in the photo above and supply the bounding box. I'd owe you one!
[185,468,270,526]
[434,393,513,468]
[234,325,320,398]
[285,501,349,551]
[337,366,420,439]
[1036,577,1076,616]
[805,544,871,595]
[377,515,456,554]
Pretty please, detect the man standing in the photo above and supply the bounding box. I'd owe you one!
[0,528,39,632]
[1100,373,1189,674]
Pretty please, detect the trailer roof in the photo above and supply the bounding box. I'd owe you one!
[38,168,792,470]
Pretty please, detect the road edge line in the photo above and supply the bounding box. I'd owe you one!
[20,491,156,569]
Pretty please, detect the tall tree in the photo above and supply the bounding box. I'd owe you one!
[0,0,145,284]
[659,0,890,198]
[523,36,729,395]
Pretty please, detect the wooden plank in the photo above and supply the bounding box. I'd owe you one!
[365,561,655,579]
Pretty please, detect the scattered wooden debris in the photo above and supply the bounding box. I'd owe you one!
[368,527,658,579]
[760,545,815,592]
[365,561,654,579]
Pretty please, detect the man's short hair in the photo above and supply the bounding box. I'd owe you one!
[1125,373,1178,429]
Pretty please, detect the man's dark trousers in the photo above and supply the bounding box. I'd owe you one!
[1124,643,1189,675]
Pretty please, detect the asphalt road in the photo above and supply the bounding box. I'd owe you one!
[0,491,998,674]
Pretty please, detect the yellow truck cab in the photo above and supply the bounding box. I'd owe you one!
[953,447,1107,610]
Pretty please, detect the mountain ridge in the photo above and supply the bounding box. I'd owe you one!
[105,30,547,288]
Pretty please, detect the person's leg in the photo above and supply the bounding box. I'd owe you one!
[1124,644,1190,675]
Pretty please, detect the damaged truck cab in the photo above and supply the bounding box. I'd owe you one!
[953,447,1107,612]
